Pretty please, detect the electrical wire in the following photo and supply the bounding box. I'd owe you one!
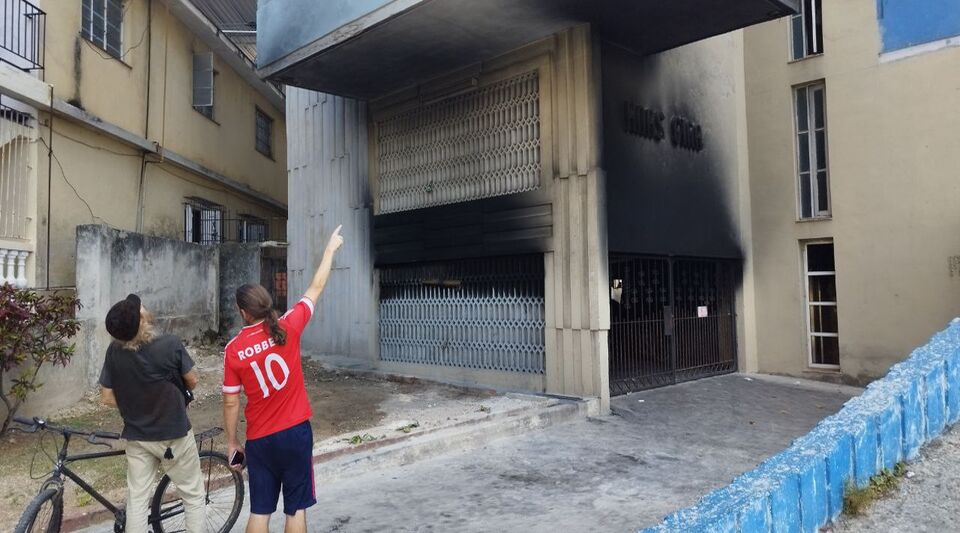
[29,430,58,481]
[52,127,141,158]
[38,137,106,225]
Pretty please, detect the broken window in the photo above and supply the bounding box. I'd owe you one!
[791,0,823,60]
[805,241,839,367]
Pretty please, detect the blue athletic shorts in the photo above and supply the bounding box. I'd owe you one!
[245,420,316,516]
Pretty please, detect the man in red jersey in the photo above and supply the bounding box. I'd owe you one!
[222,225,343,533]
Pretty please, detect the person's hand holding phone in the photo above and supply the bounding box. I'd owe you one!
[228,443,245,471]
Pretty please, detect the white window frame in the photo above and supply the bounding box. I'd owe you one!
[794,82,831,220]
[790,0,823,61]
[81,0,124,59]
[803,240,840,369]
[193,52,216,120]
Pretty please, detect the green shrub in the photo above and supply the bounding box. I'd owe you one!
[0,285,81,435]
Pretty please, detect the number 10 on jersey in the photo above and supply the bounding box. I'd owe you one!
[250,354,290,398]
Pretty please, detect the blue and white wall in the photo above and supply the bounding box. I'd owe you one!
[878,0,960,53]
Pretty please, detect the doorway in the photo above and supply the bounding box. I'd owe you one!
[609,255,738,394]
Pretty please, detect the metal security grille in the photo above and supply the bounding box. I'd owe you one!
[0,99,35,240]
[183,199,286,245]
[379,255,545,373]
[609,256,737,394]
[376,71,541,214]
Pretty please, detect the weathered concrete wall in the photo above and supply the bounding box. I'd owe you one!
[29,225,219,414]
[218,242,262,339]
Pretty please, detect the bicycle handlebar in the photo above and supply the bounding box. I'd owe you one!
[12,416,121,440]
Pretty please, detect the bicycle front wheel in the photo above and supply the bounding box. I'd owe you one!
[149,450,244,533]
[14,487,63,533]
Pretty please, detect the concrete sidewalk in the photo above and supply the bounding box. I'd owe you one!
[236,374,859,533]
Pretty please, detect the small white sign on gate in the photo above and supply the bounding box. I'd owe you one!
[697,306,709,318]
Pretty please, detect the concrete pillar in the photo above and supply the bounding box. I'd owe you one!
[543,26,611,413]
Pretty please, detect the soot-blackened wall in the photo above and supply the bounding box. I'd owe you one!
[602,36,745,259]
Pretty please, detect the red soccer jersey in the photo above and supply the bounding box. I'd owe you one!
[223,298,314,440]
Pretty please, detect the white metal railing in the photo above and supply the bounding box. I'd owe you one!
[0,100,35,241]
[0,247,29,287]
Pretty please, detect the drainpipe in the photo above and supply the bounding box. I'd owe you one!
[136,0,154,233]
[44,86,53,290]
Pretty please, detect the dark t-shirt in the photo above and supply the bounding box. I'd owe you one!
[98,334,194,441]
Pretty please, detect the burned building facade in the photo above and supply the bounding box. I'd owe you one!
[257,0,798,411]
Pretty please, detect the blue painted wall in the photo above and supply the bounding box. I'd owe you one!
[257,0,400,69]
[878,0,960,52]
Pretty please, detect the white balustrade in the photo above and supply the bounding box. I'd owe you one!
[0,247,30,288]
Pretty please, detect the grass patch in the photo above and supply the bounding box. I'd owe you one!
[842,462,907,516]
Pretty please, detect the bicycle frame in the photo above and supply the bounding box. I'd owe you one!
[25,422,227,529]
[46,432,127,519]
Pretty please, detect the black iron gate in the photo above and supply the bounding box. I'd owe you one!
[609,255,738,395]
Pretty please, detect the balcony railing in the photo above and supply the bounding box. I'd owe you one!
[0,247,29,287]
[0,0,44,71]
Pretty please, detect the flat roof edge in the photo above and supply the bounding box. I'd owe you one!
[258,0,426,81]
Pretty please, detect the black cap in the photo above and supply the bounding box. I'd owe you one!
[105,294,142,342]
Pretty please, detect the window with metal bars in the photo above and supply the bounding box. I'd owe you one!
[795,82,830,219]
[184,198,223,245]
[238,216,267,243]
[255,107,273,158]
[804,241,839,367]
[81,0,123,59]
[790,0,823,60]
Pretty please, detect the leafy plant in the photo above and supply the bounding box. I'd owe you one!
[842,462,907,516]
[345,434,380,445]
[0,285,81,435]
[397,422,419,434]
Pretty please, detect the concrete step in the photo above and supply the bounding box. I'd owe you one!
[311,396,592,484]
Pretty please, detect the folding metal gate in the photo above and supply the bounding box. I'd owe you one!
[379,255,545,373]
[609,255,737,395]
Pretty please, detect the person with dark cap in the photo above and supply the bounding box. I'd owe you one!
[98,294,205,533]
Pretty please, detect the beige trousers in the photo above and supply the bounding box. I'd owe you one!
[125,430,205,533]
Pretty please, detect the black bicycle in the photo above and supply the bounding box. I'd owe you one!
[11,416,244,533]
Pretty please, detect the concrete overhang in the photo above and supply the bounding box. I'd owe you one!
[257,0,798,100]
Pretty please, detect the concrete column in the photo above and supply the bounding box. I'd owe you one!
[543,26,611,413]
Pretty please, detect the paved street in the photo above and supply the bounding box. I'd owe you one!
[77,374,857,533]
[835,426,960,533]
[235,375,857,533]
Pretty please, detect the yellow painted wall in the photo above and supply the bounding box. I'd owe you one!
[33,0,287,287]
[744,0,960,383]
